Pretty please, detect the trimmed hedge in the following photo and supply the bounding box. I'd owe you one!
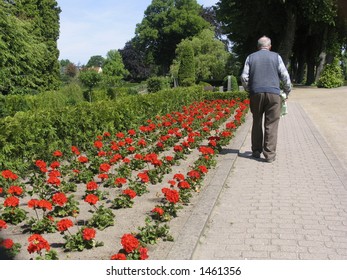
[0,83,84,118]
[0,86,247,173]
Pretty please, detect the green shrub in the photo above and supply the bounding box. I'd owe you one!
[60,83,84,105]
[223,75,238,91]
[147,76,170,93]
[317,58,344,88]
[0,86,247,174]
[178,43,195,87]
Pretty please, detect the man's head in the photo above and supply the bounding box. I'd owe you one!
[257,36,271,50]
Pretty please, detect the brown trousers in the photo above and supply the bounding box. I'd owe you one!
[250,92,281,160]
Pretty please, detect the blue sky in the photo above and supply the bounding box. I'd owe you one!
[57,0,218,65]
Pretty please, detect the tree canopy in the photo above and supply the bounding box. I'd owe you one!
[134,0,211,75]
[101,50,129,88]
[86,55,105,68]
[171,28,230,82]
[0,0,61,94]
[216,0,347,84]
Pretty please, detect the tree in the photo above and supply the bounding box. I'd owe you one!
[79,70,102,101]
[65,63,78,79]
[0,0,61,94]
[15,0,61,89]
[86,55,105,68]
[135,0,211,75]
[102,50,129,88]
[119,40,151,81]
[60,59,72,68]
[0,1,47,94]
[216,0,346,85]
[171,28,230,82]
[177,42,195,86]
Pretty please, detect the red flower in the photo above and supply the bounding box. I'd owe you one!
[198,165,208,174]
[199,146,215,155]
[127,146,136,153]
[52,193,68,206]
[57,218,73,232]
[109,153,122,164]
[187,170,201,180]
[98,151,107,157]
[137,172,149,183]
[0,219,8,230]
[8,185,23,196]
[82,227,96,241]
[165,156,174,162]
[35,160,48,172]
[173,173,185,181]
[86,181,98,191]
[115,177,126,186]
[173,145,183,152]
[121,234,139,253]
[125,137,133,145]
[71,146,80,155]
[1,238,14,249]
[49,170,61,177]
[28,199,40,208]
[226,121,236,129]
[78,156,89,163]
[110,253,127,260]
[46,175,60,186]
[139,247,149,260]
[50,161,60,169]
[178,181,191,189]
[84,194,99,205]
[151,207,164,216]
[38,199,53,211]
[137,139,147,147]
[116,132,125,139]
[27,234,50,253]
[162,188,180,204]
[123,189,136,199]
[208,139,217,147]
[98,173,109,180]
[1,170,18,180]
[53,150,63,157]
[134,153,143,160]
[123,158,130,164]
[156,142,164,149]
[99,163,111,173]
[221,131,232,138]
[128,129,136,136]
[168,180,176,186]
[4,196,19,207]
[94,140,103,149]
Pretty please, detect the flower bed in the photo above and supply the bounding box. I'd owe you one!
[0,98,249,260]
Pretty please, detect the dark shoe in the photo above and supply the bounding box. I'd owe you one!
[252,151,261,158]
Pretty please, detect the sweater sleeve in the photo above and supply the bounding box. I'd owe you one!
[240,56,250,92]
[278,55,292,95]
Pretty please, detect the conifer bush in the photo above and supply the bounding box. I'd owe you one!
[317,58,344,88]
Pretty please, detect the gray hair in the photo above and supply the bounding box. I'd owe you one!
[257,36,271,49]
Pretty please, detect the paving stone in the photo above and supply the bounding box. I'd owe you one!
[166,89,347,260]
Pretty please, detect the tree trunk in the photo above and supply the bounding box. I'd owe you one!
[315,51,326,83]
[278,7,297,67]
[315,28,328,83]
[306,61,316,85]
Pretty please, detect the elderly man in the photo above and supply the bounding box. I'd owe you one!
[241,36,291,163]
